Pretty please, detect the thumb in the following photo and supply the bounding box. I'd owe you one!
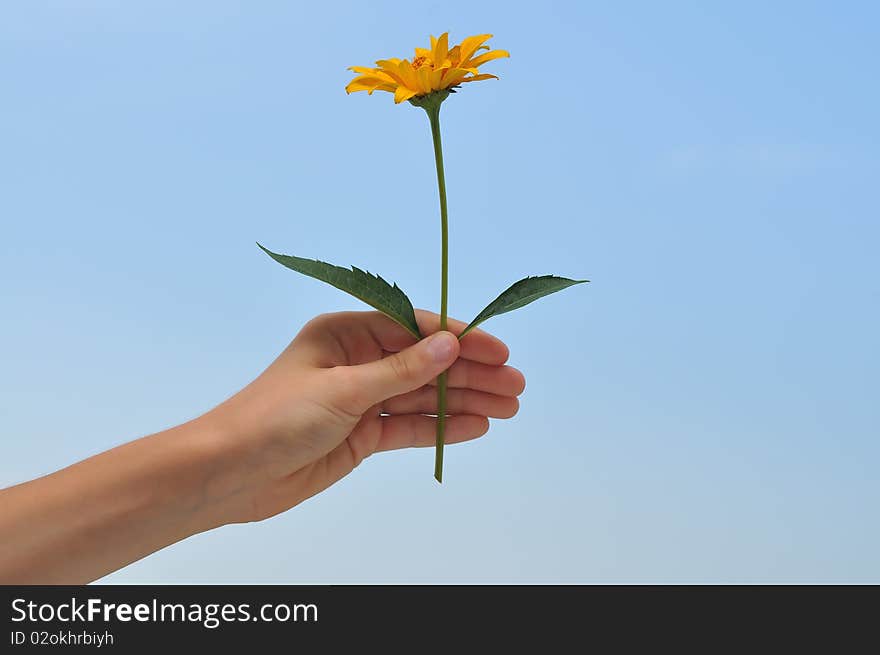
[339,331,459,412]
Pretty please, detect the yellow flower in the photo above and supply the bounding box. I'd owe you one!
[345,32,509,104]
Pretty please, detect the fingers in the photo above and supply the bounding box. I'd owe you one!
[336,331,460,413]
[414,310,509,365]
[383,386,519,419]
[426,359,526,396]
[359,310,510,365]
[374,414,490,453]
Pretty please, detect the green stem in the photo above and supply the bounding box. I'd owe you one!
[427,104,448,484]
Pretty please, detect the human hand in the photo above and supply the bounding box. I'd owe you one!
[201,310,525,525]
[0,309,524,583]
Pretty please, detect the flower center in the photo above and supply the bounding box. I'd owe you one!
[412,56,431,69]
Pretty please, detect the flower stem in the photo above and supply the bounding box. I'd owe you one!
[426,104,448,484]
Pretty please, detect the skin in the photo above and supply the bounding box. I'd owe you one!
[0,310,525,584]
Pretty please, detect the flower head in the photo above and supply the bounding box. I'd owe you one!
[345,32,509,104]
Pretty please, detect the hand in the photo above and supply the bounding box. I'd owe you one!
[0,309,525,583]
[203,310,525,524]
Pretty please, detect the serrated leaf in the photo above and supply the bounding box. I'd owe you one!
[258,243,422,338]
[460,275,588,338]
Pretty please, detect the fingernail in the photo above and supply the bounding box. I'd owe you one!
[426,332,456,363]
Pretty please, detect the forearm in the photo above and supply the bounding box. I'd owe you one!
[0,414,237,584]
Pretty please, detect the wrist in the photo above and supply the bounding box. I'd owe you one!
[165,412,249,532]
[182,397,282,529]
[113,415,243,538]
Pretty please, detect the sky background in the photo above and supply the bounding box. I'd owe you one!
[1,1,878,582]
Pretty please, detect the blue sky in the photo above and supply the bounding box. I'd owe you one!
[1,1,878,582]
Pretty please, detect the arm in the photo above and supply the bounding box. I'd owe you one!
[0,418,232,584]
[0,310,525,583]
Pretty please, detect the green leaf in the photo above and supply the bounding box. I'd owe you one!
[257,243,422,339]
[460,275,588,338]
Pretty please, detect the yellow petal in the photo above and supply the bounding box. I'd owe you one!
[368,83,396,95]
[459,73,498,83]
[440,67,471,88]
[457,34,492,64]
[396,59,419,90]
[433,32,449,63]
[346,79,376,94]
[349,67,397,84]
[347,74,395,87]
[346,79,396,95]
[417,66,432,93]
[375,60,407,86]
[462,49,509,70]
[394,86,417,103]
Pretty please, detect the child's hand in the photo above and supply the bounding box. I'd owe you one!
[204,310,526,524]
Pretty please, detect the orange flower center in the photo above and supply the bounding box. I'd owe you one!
[412,56,431,69]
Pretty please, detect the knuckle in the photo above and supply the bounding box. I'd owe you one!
[387,353,414,381]
[324,367,369,418]
[302,313,333,331]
